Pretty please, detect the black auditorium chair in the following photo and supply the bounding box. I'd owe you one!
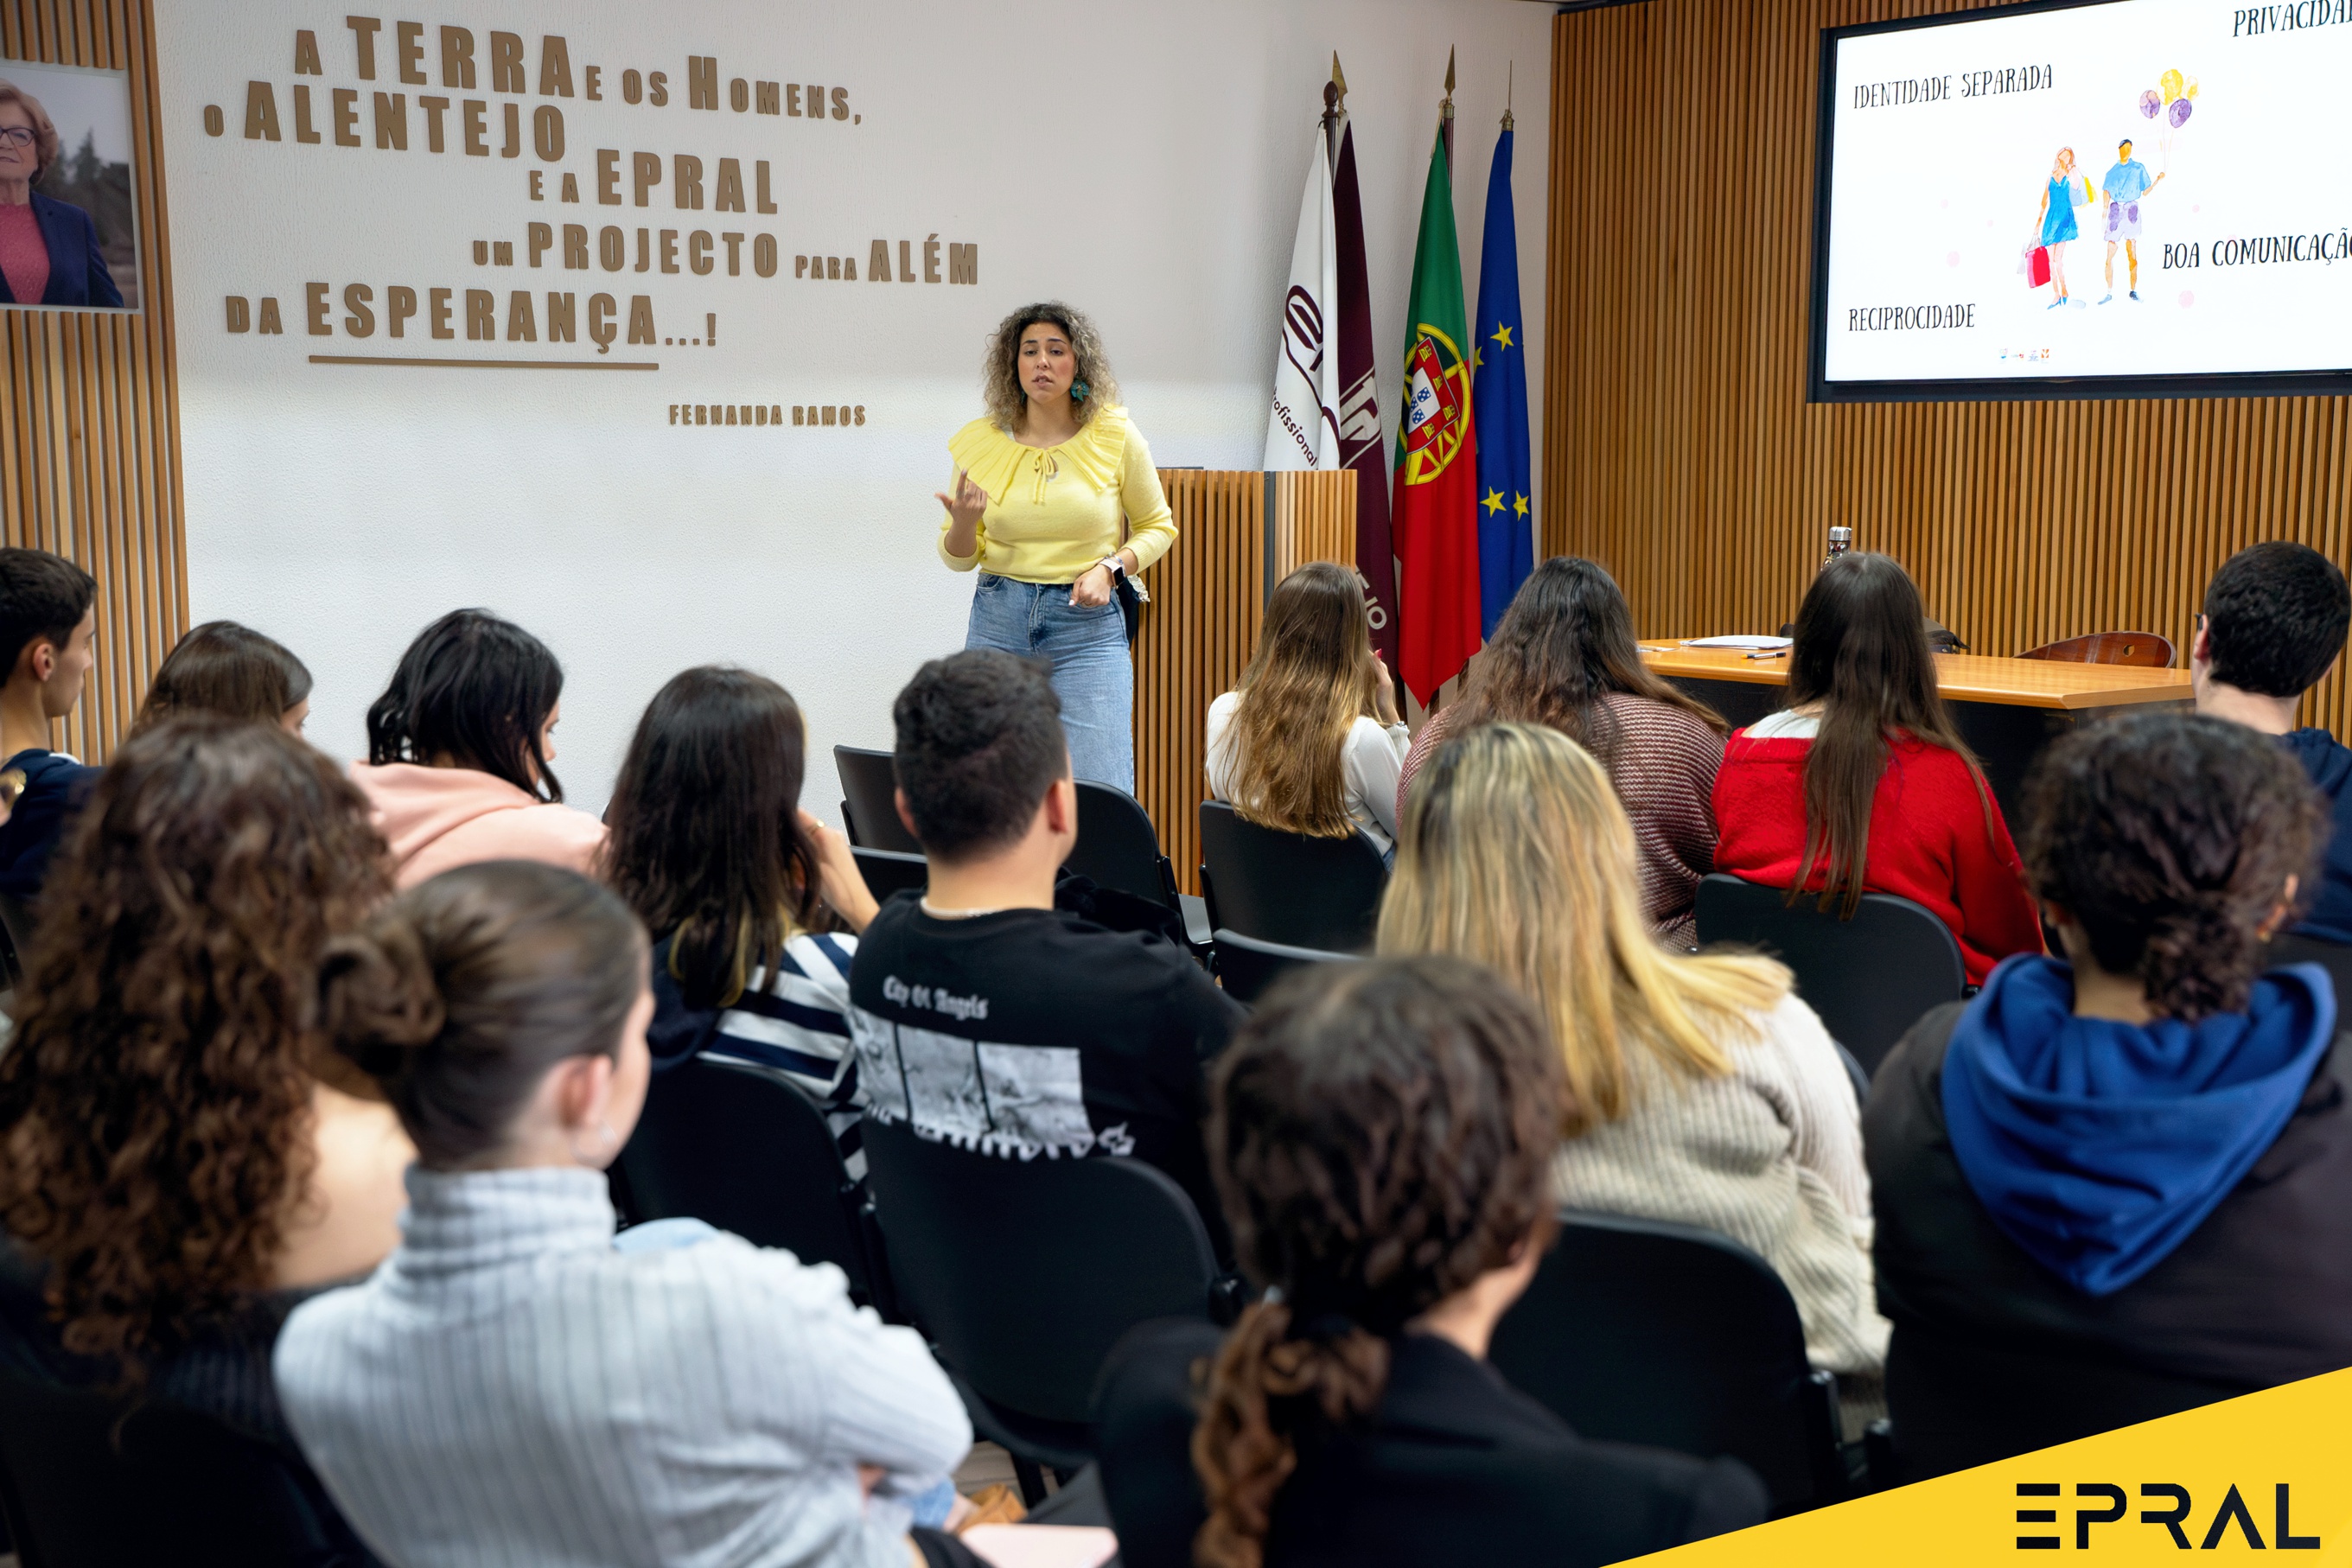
[852,845,927,904]
[1211,928,1360,1005]
[0,1360,373,1568]
[615,1055,889,1313]
[1693,872,1965,1079]
[1488,1209,1862,1518]
[834,744,921,852]
[1197,800,1387,953]
[2266,931,2352,1015]
[1069,781,1212,953]
[861,1116,1233,1507]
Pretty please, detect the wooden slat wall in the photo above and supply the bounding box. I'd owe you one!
[1131,469,1355,896]
[0,0,183,762]
[1544,2,2352,736]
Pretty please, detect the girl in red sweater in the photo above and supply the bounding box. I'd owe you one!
[1711,553,2042,985]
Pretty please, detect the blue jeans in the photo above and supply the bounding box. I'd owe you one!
[964,573,1134,793]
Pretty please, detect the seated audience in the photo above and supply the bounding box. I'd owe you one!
[1397,557,1726,945]
[1093,956,1768,1568]
[0,545,99,902]
[2192,540,2352,942]
[1713,551,2041,985]
[350,609,605,887]
[1868,711,2352,1478]
[851,649,1243,1238]
[0,717,405,1543]
[276,861,975,1568]
[602,666,878,1127]
[1206,561,1408,856]
[1380,723,1886,1375]
[134,619,313,734]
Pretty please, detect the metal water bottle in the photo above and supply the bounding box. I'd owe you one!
[1822,526,1852,571]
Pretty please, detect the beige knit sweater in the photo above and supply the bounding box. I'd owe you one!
[1550,991,1891,1375]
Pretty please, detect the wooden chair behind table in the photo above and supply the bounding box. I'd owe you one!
[2016,631,2176,668]
[1487,1210,1874,1519]
[1197,800,1389,954]
[1693,873,1966,1080]
[861,1116,1235,1507]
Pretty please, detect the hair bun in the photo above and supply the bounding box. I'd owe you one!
[319,922,445,1080]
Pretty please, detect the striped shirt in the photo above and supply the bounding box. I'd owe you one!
[650,931,864,1157]
[274,1165,970,1568]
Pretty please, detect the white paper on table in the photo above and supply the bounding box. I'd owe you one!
[959,1524,1120,1568]
[1682,635,1793,650]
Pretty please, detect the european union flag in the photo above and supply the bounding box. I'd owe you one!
[1471,123,1532,639]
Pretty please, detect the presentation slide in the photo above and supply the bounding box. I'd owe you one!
[1813,0,2352,397]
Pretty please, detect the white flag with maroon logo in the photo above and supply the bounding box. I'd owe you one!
[1263,126,1339,470]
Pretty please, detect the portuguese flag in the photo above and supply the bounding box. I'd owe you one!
[1392,122,1482,705]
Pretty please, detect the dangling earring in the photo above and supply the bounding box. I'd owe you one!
[1071,379,1090,404]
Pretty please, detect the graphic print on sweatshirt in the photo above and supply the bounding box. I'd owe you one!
[850,1009,1132,1159]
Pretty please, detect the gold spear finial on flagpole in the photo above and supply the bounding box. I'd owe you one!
[1443,47,1456,121]
[1332,52,1348,109]
[1503,61,1514,131]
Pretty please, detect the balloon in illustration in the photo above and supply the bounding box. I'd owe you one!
[2183,74,2199,99]
[2139,89,2162,117]
[2161,68,2184,102]
[2169,97,2193,127]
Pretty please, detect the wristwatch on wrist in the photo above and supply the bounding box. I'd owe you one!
[1097,556,1127,585]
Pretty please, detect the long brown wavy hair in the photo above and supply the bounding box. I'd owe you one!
[1784,552,1989,918]
[1449,557,1724,768]
[1220,563,1381,838]
[0,717,392,1382]
[1192,956,1563,1568]
[981,301,1121,434]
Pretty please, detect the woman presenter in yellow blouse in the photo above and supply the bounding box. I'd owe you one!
[935,302,1177,793]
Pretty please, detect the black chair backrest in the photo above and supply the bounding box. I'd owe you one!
[615,1055,881,1306]
[1068,781,1177,906]
[835,744,921,852]
[862,1117,1219,1426]
[1694,873,1965,1078]
[1196,800,1387,953]
[0,1364,365,1568]
[1212,927,1360,1005]
[2266,933,2352,1018]
[853,845,928,903]
[1487,1209,1845,1516]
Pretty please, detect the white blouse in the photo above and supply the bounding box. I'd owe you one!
[1204,692,1412,854]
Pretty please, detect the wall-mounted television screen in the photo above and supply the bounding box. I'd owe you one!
[1809,0,2349,402]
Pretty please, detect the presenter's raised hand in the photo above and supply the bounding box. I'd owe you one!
[935,469,989,560]
[800,809,882,934]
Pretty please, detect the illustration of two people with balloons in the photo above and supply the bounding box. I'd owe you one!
[2032,68,2196,309]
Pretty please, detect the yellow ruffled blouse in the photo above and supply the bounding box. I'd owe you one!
[938,405,1178,584]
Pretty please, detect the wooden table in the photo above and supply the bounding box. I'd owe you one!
[1637,645,2194,825]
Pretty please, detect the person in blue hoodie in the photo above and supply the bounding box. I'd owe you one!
[0,547,99,905]
[2193,540,2352,943]
[1866,711,2352,1480]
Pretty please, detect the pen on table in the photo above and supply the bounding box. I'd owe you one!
[1745,648,1788,660]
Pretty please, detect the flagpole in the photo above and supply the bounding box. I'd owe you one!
[1327,54,1345,166]
[1441,48,1456,173]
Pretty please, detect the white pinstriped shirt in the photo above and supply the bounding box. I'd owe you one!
[274,1166,968,1568]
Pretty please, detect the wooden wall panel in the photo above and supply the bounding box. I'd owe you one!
[1,0,184,763]
[1270,470,1358,587]
[1544,2,2352,737]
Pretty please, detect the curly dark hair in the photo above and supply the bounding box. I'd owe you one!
[1191,955,1564,1568]
[2022,711,2324,1021]
[980,301,1120,433]
[0,717,392,1382]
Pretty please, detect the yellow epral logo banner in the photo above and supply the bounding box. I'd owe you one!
[1627,1367,2352,1565]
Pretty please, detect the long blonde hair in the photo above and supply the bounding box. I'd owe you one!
[1376,723,1790,1134]
[1221,563,1378,838]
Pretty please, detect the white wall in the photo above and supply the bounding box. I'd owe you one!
[153,0,1551,817]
